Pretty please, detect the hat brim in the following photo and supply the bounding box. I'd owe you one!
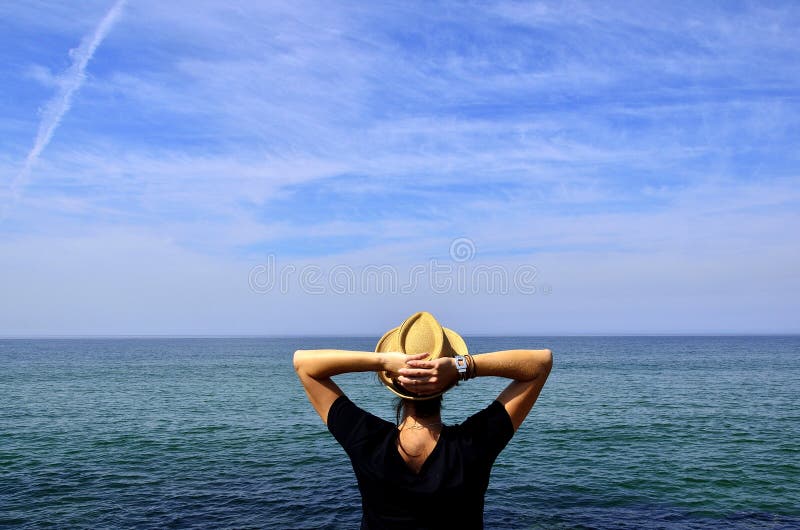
[443,327,468,356]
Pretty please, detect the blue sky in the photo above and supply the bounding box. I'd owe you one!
[1,1,798,335]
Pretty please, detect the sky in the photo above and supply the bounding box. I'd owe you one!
[1,0,798,336]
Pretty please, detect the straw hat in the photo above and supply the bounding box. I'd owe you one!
[375,311,468,400]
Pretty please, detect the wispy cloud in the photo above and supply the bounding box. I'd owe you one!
[2,0,126,220]
[0,1,798,333]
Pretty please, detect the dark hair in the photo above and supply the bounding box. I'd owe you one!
[395,395,443,425]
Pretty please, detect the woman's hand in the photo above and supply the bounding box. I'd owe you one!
[381,352,428,379]
[396,357,459,395]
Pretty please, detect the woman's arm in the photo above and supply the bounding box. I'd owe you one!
[481,349,553,431]
[293,349,426,424]
[398,349,553,431]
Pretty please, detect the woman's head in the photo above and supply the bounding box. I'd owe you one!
[375,311,469,401]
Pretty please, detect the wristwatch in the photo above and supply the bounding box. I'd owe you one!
[454,355,468,380]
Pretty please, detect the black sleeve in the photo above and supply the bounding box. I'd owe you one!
[460,400,515,461]
[326,395,390,456]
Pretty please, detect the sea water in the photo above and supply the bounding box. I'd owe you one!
[2,336,799,528]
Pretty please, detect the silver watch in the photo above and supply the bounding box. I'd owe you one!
[454,355,467,380]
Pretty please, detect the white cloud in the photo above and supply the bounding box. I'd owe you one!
[1,1,799,333]
[23,64,59,88]
[3,0,126,219]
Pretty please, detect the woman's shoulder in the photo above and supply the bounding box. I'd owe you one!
[326,395,399,464]
[448,400,514,451]
[327,396,394,440]
[457,400,511,428]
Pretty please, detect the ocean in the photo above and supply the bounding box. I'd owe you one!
[1,336,798,529]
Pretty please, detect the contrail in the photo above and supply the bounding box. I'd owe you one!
[2,0,126,220]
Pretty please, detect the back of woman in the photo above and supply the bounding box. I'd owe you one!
[294,312,552,528]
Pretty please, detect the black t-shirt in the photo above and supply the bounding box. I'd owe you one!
[327,395,515,529]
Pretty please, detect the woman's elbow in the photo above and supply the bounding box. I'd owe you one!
[293,350,307,374]
[542,348,553,374]
[531,348,553,378]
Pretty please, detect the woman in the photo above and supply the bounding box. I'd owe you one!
[293,312,552,528]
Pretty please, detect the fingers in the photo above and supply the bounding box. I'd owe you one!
[397,375,429,384]
[397,374,439,385]
[397,376,438,394]
[405,359,434,369]
[398,367,433,377]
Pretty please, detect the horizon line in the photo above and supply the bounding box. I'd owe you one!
[1,332,798,339]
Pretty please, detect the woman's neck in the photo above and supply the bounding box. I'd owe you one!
[397,400,444,432]
[400,416,442,430]
[400,406,443,430]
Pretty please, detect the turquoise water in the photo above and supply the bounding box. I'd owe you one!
[1,336,799,528]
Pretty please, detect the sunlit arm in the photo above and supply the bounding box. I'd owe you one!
[479,349,553,431]
[293,349,387,378]
[293,349,423,424]
[473,349,553,382]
